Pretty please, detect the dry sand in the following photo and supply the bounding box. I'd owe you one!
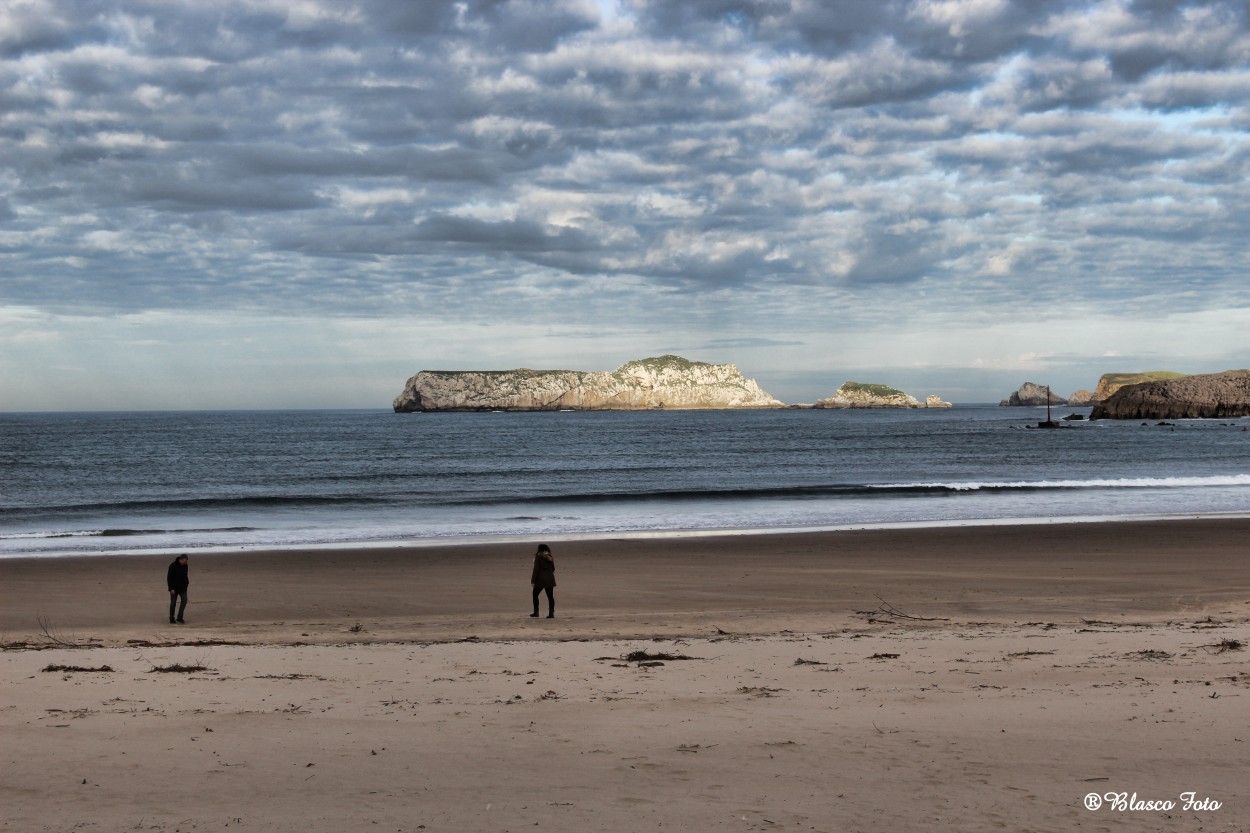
[2,519,1248,832]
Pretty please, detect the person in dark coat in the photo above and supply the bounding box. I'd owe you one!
[529,544,556,618]
[167,554,189,624]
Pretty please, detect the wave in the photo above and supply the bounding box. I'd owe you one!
[5,475,1248,525]
[873,474,1250,493]
[488,474,1250,505]
[1,494,399,517]
[0,526,260,542]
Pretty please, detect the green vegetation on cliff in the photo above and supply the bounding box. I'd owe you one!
[612,355,716,386]
[842,382,907,398]
[1095,370,1187,401]
[1100,371,1186,387]
[616,355,707,372]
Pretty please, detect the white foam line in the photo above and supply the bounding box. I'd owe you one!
[10,510,1250,559]
[875,474,1250,491]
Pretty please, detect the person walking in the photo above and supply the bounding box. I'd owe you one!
[167,553,189,624]
[529,544,556,618]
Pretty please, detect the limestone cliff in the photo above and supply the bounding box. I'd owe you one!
[1000,383,1067,406]
[392,355,783,412]
[1067,390,1095,407]
[813,382,951,409]
[1092,371,1186,402]
[1090,371,1250,420]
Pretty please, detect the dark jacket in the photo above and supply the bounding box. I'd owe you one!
[167,559,189,592]
[531,553,556,589]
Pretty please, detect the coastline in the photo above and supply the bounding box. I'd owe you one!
[4,516,1249,645]
[4,518,1248,832]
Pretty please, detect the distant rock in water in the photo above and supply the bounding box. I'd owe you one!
[813,382,951,409]
[392,355,783,412]
[1067,390,1095,406]
[1090,370,1250,420]
[1000,382,1067,407]
[1092,371,1186,402]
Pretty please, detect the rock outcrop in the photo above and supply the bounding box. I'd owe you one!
[1090,370,1250,420]
[813,382,950,409]
[1067,390,1095,406]
[1092,371,1186,402]
[392,355,783,412]
[1000,383,1067,406]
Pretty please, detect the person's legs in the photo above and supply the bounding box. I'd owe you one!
[544,586,554,618]
[531,586,541,617]
[175,591,188,623]
[169,593,177,623]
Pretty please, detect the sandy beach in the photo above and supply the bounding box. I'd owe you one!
[2,519,1248,832]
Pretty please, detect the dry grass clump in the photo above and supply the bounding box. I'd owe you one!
[1126,649,1173,661]
[149,662,212,673]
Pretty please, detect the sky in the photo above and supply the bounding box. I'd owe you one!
[2,0,1249,410]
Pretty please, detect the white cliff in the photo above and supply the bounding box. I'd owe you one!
[393,355,784,412]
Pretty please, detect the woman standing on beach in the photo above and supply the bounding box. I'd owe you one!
[530,544,556,618]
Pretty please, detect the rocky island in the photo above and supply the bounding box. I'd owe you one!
[393,355,783,412]
[812,382,951,409]
[1090,370,1250,420]
[1000,382,1069,406]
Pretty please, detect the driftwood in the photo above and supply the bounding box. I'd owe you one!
[36,614,83,648]
[859,595,949,623]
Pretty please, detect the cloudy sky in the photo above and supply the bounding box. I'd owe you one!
[2,0,1248,409]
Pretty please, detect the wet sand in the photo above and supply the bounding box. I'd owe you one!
[2,519,1248,831]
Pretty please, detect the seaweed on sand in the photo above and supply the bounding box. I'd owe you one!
[622,650,699,663]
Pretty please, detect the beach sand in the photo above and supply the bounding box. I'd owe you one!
[2,519,1248,832]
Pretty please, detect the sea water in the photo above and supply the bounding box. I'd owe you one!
[2,406,1249,557]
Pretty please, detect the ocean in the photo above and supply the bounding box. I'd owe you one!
[2,406,1249,558]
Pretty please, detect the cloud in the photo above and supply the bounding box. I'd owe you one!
[699,336,805,349]
[1,0,1249,407]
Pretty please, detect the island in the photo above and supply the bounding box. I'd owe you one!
[1090,370,1250,420]
[999,382,1069,406]
[812,382,951,409]
[392,355,784,412]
